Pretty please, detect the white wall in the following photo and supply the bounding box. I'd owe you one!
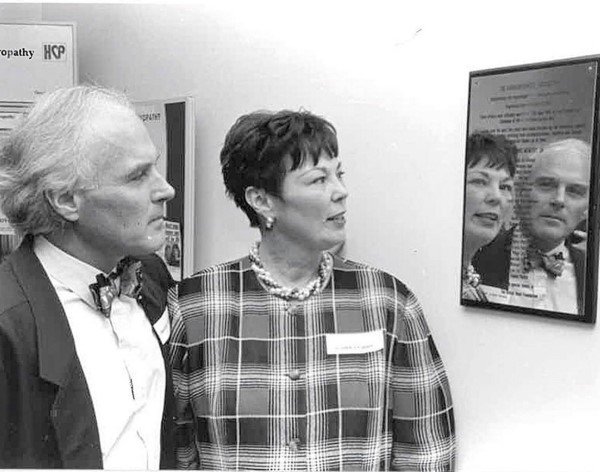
[35,2,600,470]
[0,3,42,22]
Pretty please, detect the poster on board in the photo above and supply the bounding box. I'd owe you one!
[461,56,600,323]
[159,221,182,281]
[0,22,76,102]
[0,105,25,264]
[134,97,195,278]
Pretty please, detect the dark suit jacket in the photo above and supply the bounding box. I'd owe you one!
[0,236,176,468]
[473,226,585,314]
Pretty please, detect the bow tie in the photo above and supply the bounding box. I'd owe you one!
[89,257,144,317]
[525,248,565,277]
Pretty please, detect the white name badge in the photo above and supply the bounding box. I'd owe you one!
[326,329,384,355]
[153,308,171,345]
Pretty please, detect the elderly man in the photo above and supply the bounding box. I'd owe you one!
[0,86,176,468]
[476,138,590,314]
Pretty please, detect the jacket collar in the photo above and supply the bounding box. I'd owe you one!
[8,235,77,387]
[9,236,171,385]
[7,235,103,467]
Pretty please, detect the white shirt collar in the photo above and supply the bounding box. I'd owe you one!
[33,235,106,309]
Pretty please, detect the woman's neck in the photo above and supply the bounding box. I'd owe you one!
[258,233,322,288]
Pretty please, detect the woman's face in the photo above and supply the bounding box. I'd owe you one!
[270,153,348,252]
[464,159,514,250]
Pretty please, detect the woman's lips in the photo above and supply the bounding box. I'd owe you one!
[473,212,499,226]
[475,212,498,220]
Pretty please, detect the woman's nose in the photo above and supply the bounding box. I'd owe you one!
[484,184,501,204]
[332,177,349,201]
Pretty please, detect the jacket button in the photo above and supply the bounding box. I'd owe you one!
[288,438,300,452]
[287,369,301,381]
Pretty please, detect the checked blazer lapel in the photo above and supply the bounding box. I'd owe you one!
[9,236,102,468]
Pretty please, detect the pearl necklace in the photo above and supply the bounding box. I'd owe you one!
[463,264,481,288]
[249,242,333,301]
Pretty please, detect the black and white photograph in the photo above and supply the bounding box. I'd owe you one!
[4,3,600,472]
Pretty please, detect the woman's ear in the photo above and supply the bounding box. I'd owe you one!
[44,189,80,222]
[245,186,276,223]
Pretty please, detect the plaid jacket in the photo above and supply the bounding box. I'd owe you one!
[169,255,455,471]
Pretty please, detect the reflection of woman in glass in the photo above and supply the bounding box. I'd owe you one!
[462,132,517,301]
[170,110,455,470]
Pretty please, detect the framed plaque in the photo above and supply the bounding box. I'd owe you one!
[460,56,600,323]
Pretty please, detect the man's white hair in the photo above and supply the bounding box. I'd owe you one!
[518,138,591,187]
[0,85,133,236]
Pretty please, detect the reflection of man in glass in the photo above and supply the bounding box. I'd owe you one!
[512,139,590,314]
[164,243,173,265]
[521,140,589,252]
[170,243,181,267]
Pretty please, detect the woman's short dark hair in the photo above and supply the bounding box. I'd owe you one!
[220,110,338,227]
[466,131,517,177]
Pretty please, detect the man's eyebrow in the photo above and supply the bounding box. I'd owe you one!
[126,158,157,177]
[126,164,148,177]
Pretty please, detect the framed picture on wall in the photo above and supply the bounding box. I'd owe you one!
[134,97,195,280]
[460,55,600,323]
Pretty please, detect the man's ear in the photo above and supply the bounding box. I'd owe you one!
[44,189,80,222]
[245,186,275,223]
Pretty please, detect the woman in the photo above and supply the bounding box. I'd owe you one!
[170,111,455,470]
[462,132,517,301]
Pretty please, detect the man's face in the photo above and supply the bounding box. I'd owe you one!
[73,105,175,268]
[522,150,589,252]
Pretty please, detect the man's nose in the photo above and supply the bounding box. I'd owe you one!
[550,185,566,207]
[154,171,175,202]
